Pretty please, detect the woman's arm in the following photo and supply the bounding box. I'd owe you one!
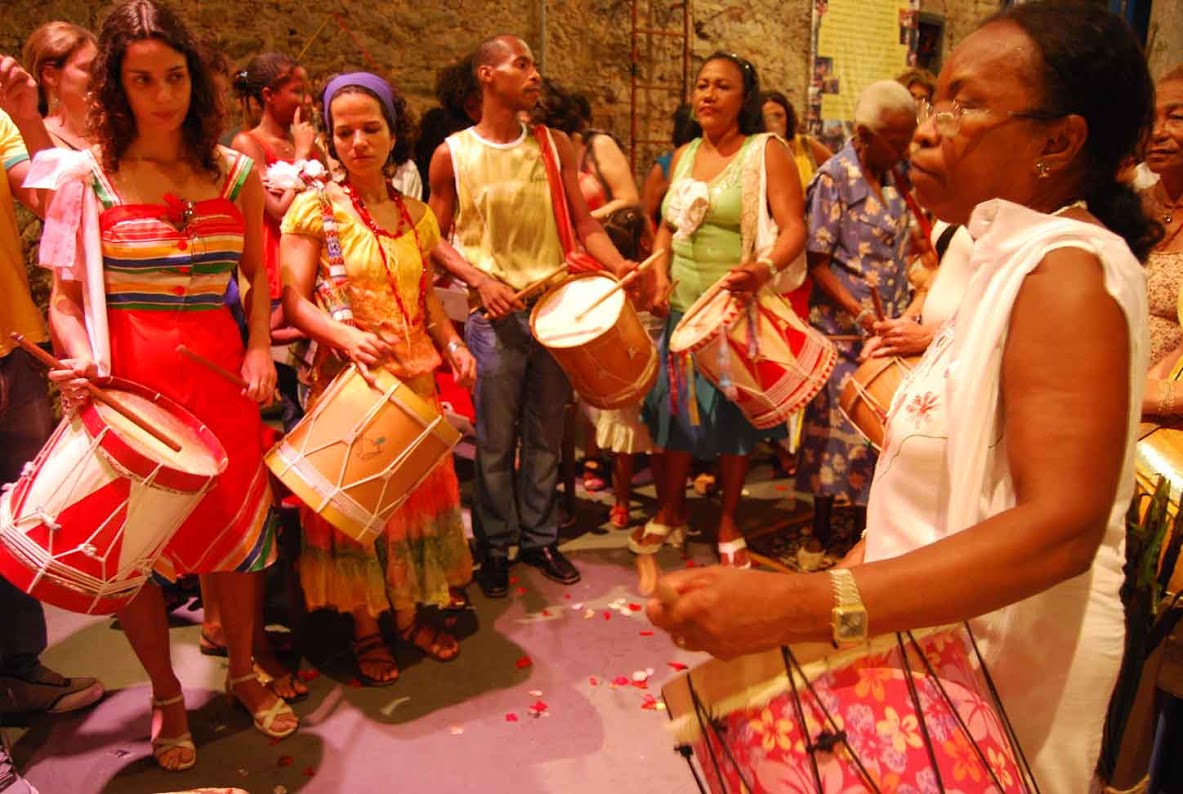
[46,273,96,405]
[235,168,277,403]
[232,131,298,223]
[807,135,832,168]
[648,247,1131,658]
[640,162,668,227]
[720,139,806,294]
[809,252,875,333]
[587,134,640,220]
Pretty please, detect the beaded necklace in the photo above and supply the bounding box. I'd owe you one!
[340,181,428,351]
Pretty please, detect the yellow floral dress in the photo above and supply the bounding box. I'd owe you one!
[281,189,472,615]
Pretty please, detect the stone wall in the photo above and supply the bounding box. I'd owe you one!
[1148,0,1183,80]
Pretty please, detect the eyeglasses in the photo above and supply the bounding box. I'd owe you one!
[917,100,1062,137]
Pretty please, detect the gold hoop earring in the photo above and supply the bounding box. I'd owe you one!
[1035,160,1051,179]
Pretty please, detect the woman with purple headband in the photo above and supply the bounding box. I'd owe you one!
[280,71,476,685]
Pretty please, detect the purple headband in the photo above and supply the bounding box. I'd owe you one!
[322,72,398,132]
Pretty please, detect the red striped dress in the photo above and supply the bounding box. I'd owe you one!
[88,148,278,579]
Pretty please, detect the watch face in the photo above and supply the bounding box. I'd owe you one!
[834,606,868,642]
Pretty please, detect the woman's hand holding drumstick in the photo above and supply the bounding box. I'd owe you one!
[11,332,182,453]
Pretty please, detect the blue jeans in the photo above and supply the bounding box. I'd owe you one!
[466,311,570,557]
[0,349,54,677]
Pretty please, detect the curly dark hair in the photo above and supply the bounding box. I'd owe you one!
[435,54,478,118]
[90,0,223,179]
[698,52,763,136]
[531,78,583,135]
[324,78,415,176]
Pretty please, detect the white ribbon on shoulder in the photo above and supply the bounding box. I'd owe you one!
[23,149,110,375]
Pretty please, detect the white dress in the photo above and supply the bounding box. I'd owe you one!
[864,200,1148,794]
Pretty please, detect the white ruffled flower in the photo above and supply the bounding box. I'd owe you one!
[665,179,711,241]
[263,159,326,191]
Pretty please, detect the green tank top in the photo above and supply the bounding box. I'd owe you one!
[661,135,753,313]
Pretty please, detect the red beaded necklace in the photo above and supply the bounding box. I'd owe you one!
[341,181,428,349]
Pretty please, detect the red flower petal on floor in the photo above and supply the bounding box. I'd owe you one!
[269,736,283,746]
[564,593,572,600]
[516,587,527,595]
[505,712,519,722]
[296,669,321,682]
[685,560,699,568]
[541,609,551,617]
[628,603,643,611]
[510,576,519,585]
[639,630,654,636]
[348,678,362,688]
[612,676,630,686]
[640,694,659,710]
[588,676,599,686]
[631,680,649,690]
[278,755,294,767]
[602,611,612,620]
[668,661,689,671]
[515,655,533,669]
[303,767,317,777]
[530,700,548,712]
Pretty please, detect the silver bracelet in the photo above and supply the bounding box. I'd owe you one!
[446,339,467,358]
[853,308,874,332]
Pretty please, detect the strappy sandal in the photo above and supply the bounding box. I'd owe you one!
[253,661,309,702]
[397,618,460,662]
[717,538,752,569]
[199,630,227,658]
[609,504,631,529]
[226,672,299,739]
[150,693,196,772]
[443,587,471,612]
[628,519,684,555]
[351,633,399,686]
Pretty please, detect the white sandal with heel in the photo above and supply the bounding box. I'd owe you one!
[717,538,752,569]
[628,519,688,555]
[226,672,299,740]
[150,693,196,772]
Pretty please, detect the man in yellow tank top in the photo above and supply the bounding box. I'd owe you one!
[429,35,633,598]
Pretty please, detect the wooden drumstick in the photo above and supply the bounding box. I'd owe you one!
[10,332,182,453]
[573,248,667,323]
[176,344,249,389]
[871,288,886,322]
[467,264,568,316]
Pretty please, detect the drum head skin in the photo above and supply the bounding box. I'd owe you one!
[533,273,624,349]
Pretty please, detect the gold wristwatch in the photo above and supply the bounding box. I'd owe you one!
[828,568,868,648]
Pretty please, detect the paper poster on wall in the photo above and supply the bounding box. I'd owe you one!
[807,0,919,151]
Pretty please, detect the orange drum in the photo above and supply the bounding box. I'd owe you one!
[531,272,658,409]
[669,285,835,429]
[265,365,460,544]
[662,625,1032,793]
[839,355,921,450]
[0,379,226,614]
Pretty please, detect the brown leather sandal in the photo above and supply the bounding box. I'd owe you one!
[351,633,399,686]
[397,619,459,662]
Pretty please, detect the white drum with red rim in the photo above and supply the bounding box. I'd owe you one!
[670,285,836,429]
[0,378,226,614]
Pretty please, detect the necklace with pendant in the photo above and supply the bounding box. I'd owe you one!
[1156,185,1183,225]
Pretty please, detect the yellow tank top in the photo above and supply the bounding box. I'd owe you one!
[789,134,816,191]
[446,126,565,291]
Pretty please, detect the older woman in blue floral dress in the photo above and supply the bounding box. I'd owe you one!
[795,81,917,506]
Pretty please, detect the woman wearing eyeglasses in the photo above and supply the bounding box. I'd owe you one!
[647,3,1157,790]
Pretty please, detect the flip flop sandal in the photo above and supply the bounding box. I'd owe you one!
[717,538,752,569]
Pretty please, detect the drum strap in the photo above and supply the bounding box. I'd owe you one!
[532,125,602,274]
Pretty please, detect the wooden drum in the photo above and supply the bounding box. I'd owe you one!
[265,365,460,544]
[839,355,921,451]
[531,272,658,410]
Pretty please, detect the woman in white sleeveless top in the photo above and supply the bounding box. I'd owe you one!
[645,4,1159,791]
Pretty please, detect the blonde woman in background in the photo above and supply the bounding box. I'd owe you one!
[22,21,96,151]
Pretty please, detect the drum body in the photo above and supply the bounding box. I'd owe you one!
[839,355,921,450]
[530,272,658,409]
[265,365,460,544]
[1134,422,1183,596]
[0,379,226,614]
[663,626,1030,794]
[670,286,835,429]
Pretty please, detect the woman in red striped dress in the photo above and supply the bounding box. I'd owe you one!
[45,0,297,772]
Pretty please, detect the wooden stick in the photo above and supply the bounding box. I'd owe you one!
[573,248,667,322]
[468,264,569,316]
[177,344,248,389]
[871,288,886,322]
[827,334,864,342]
[10,332,181,453]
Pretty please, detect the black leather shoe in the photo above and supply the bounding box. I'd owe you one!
[518,545,581,585]
[476,554,510,598]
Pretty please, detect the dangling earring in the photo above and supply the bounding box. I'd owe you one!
[1035,160,1051,179]
[49,93,61,113]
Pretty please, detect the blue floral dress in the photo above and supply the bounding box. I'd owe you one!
[794,141,911,503]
